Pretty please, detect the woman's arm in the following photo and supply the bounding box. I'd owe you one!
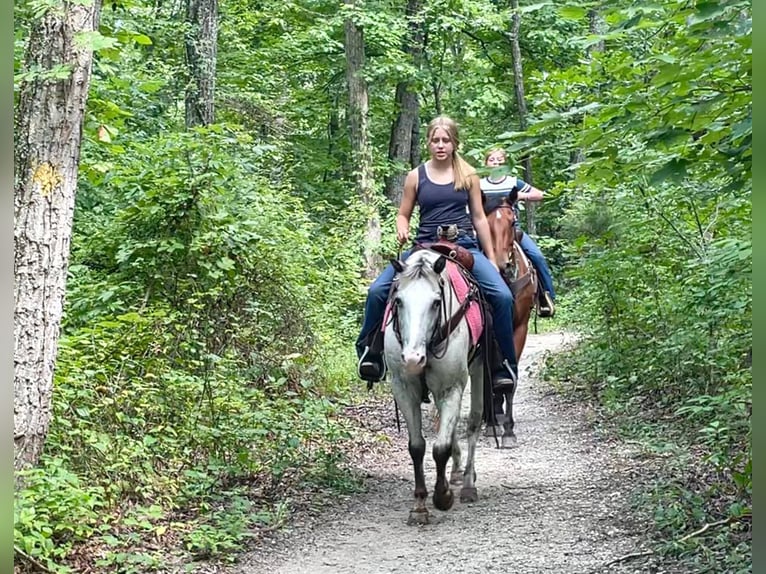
[396,169,418,245]
[467,173,498,267]
[519,184,544,202]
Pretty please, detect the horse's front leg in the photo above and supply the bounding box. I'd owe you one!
[449,425,463,485]
[431,384,464,511]
[392,379,429,525]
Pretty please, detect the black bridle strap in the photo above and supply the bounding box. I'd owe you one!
[430,283,479,352]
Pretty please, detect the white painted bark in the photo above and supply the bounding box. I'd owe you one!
[14,0,101,477]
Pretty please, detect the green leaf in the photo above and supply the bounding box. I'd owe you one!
[74,31,119,52]
[518,2,552,13]
[558,5,586,19]
[650,158,689,186]
[133,34,153,46]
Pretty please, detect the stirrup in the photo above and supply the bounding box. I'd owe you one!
[358,346,387,382]
[538,291,555,318]
[492,360,518,392]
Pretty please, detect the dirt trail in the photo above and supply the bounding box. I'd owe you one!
[230,332,652,574]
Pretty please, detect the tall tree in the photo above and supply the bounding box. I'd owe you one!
[508,0,537,234]
[344,0,381,278]
[384,0,424,205]
[14,0,102,477]
[570,7,604,166]
[185,0,218,127]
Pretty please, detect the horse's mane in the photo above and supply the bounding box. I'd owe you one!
[400,252,440,281]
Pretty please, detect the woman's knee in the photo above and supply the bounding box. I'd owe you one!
[494,288,513,308]
[483,280,513,308]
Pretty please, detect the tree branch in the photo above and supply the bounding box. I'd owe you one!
[14,545,55,573]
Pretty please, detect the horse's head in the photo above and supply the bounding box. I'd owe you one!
[390,251,447,375]
[486,201,517,273]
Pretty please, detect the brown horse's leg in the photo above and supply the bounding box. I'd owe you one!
[505,302,531,448]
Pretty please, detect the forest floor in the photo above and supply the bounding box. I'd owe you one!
[217,332,692,574]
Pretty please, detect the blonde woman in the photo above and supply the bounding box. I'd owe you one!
[357,116,519,391]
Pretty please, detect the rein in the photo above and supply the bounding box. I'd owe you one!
[429,278,479,359]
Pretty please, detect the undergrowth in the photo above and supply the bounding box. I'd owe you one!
[543,341,751,574]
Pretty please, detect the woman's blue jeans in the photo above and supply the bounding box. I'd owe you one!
[519,232,555,300]
[356,238,518,374]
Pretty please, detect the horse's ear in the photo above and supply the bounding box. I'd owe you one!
[391,259,405,273]
[432,255,446,274]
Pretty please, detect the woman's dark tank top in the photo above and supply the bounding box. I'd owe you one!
[415,163,475,243]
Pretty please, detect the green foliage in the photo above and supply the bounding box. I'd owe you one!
[13,0,750,569]
[15,458,105,572]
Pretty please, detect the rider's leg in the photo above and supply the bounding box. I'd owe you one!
[356,251,411,381]
[519,232,555,300]
[468,249,518,389]
[519,232,556,316]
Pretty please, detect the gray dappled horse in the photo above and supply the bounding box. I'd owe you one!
[384,249,484,525]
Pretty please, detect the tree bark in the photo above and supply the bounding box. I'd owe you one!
[509,0,536,235]
[14,0,102,478]
[344,0,381,279]
[185,0,218,127]
[384,0,424,205]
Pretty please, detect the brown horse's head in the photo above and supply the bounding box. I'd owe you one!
[486,201,517,273]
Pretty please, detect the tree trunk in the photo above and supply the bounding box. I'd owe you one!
[384,0,424,205]
[509,0,536,235]
[14,0,102,478]
[410,115,421,167]
[185,0,218,127]
[344,0,381,279]
[588,8,605,55]
[570,8,603,169]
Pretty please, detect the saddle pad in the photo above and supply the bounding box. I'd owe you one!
[446,262,482,346]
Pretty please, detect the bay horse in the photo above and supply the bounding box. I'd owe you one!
[485,198,538,447]
[384,249,484,525]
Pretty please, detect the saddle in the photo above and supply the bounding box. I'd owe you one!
[412,224,474,271]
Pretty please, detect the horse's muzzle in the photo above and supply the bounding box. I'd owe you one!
[401,348,427,375]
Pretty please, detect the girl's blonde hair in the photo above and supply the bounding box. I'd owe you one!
[485,148,507,164]
[426,115,477,192]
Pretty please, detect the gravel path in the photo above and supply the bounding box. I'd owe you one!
[230,332,655,574]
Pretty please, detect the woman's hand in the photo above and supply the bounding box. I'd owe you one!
[396,226,410,246]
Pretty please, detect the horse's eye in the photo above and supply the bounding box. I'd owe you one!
[431,300,441,309]
[394,298,402,307]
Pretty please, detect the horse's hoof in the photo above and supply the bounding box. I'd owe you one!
[407,509,430,525]
[501,433,518,448]
[450,470,463,485]
[459,486,479,503]
[433,488,454,511]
